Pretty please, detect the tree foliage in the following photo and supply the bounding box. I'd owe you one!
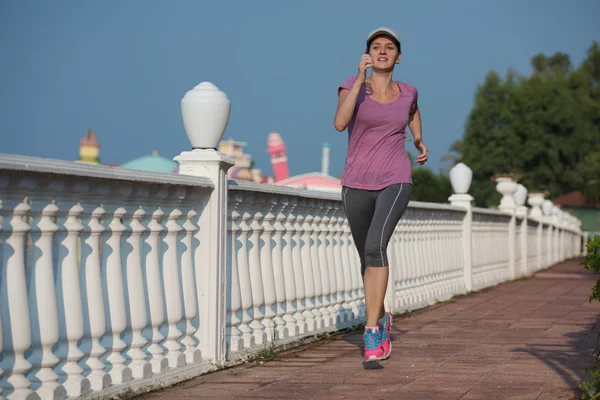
[454,42,600,207]
[411,167,452,203]
[406,148,453,203]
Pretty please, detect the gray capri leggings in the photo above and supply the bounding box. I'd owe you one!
[342,183,412,275]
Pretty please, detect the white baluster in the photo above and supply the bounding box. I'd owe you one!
[258,196,278,341]
[304,199,325,330]
[393,226,403,308]
[434,220,441,284]
[334,210,351,324]
[340,214,357,323]
[396,223,407,307]
[345,216,362,321]
[247,196,267,345]
[299,199,317,332]
[282,197,300,336]
[80,205,111,390]
[416,219,425,301]
[442,220,449,292]
[324,204,340,325]
[56,202,91,396]
[28,200,65,398]
[271,198,289,338]
[0,309,3,399]
[161,208,186,367]
[437,220,444,292]
[386,218,397,309]
[427,219,435,282]
[547,223,552,267]
[124,207,152,378]
[0,199,3,399]
[101,206,132,384]
[226,202,243,354]
[427,219,434,286]
[418,219,427,300]
[0,199,34,398]
[181,210,201,363]
[291,198,308,334]
[351,219,366,319]
[235,194,255,348]
[399,219,409,305]
[143,208,168,373]
[316,202,333,327]
[407,218,417,303]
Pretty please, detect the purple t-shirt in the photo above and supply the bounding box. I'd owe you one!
[338,75,418,190]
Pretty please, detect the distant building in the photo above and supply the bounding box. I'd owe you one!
[75,128,178,173]
[267,131,341,193]
[78,128,101,164]
[266,132,290,183]
[74,128,340,192]
[120,150,179,173]
[219,138,271,183]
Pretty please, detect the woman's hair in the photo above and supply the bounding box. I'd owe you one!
[365,34,401,54]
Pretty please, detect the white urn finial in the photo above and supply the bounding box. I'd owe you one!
[527,191,545,219]
[513,183,528,207]
[181,82,230,149]
[495,176,518,212]
[542,199,554,216]
[449,162,473,194]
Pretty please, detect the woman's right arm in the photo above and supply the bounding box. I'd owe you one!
[334,55,372,132]
[334,82,363,131]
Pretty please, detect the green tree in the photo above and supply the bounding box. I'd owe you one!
[458,42,600,207]
[411,168,452,203]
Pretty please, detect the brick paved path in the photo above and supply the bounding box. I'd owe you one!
[134,258,600,399]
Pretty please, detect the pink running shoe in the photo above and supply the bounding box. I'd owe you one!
[379,312,393,359]
[363,327,384,362]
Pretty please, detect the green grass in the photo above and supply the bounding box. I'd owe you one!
[249,323,280,363]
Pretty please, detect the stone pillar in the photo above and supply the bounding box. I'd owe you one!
[176,150,233,363]
[174,82,234,364]
[448,162,474,292]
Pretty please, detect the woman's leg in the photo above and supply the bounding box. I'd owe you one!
[363,183,412,328]
[341,186,376,276]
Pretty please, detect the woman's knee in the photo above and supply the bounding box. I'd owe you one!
[364,243,387,267]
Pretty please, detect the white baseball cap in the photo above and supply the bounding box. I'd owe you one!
[366,27,401,47]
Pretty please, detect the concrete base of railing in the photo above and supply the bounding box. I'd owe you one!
[92,324,364,400]
[82,359,217,400]
[230,323,363,363]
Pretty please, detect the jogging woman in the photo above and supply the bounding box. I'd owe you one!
[334,27,428,362]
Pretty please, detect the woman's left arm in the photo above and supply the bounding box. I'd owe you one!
[408,105,428,165]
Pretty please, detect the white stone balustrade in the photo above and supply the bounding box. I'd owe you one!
[0,155,215,399]
[0,153,583,399]
[0,81,584,399]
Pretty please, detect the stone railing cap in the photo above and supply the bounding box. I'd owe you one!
[0,153,214,189]
[229,181,466,212]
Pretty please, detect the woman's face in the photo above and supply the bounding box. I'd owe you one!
[368,36,400,71]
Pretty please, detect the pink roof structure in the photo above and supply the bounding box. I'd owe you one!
[267,133,341,192]
[80,128,100,147]
[275,172,342,193]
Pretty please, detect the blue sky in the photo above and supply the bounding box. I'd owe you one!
[1,0,598,178]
